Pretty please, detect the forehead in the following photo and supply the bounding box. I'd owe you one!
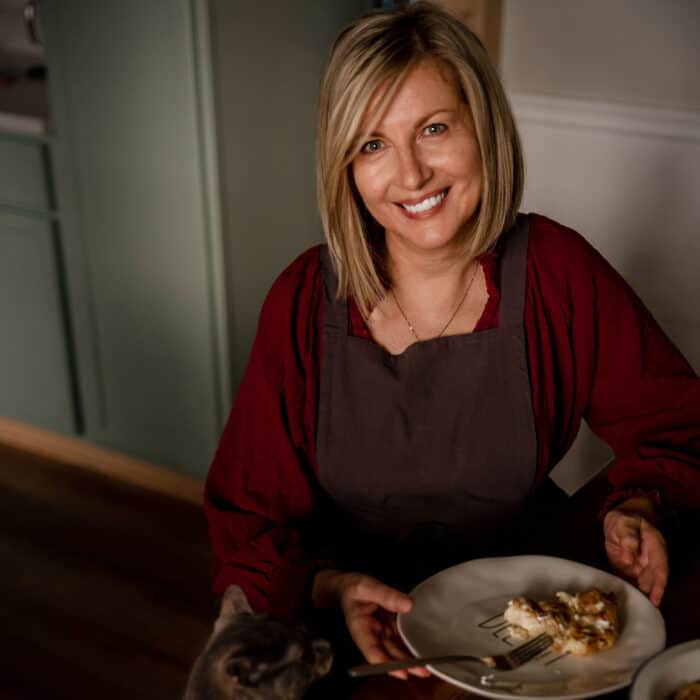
[360,58,462,131]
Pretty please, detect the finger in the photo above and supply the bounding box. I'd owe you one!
[382,612,400,636]
[607,512,642,543]
[389,670,410,680]
[359,636,393,665]
[381,645,422,679]
[361,641,409,681]
[347,619,384,663]
[346,600,380,622]
[605,517,643,565]
[648,574,667,607]
[640,520,668,561]
[382,634,432,678]
[349,577,413,614]
[637,566,654,595]
[347,615,381,649]
[604,510,632,540]
[355,615,426,680]
[617,528,642,556]
[637,562,668,606]
[617,546,636,566]
[605,541,642,578]
[382,634,409,657]
[640,522,668,569]
[640,524,669,606]
[407,666,432,678]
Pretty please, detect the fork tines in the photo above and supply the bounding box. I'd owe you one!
[502,633,554,669]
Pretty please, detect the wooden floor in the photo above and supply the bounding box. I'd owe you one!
[0,443,214,700]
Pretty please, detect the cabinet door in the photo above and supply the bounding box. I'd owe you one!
[0,211,76,433]
[42,0,229,474]
[0,137,53,212]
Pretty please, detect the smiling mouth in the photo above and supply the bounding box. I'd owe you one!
[398,188,449,215]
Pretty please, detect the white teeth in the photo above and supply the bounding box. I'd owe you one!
[402,190,446,214]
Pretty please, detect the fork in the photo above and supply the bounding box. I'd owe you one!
[348,633,554,677]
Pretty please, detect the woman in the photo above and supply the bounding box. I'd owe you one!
[205,2,700,679]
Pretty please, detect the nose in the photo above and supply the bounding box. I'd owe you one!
[312,638,332,660]
[312,638,333,676]
[396,144,431,191]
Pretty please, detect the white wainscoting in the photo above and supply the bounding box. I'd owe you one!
[509,92,700,494]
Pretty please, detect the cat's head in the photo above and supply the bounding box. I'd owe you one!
[184,585,333,700]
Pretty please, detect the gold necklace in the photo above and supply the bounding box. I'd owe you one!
[390,261,479,341]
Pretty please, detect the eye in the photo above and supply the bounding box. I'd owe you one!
[360,139,384,154]
[424,123,447,136]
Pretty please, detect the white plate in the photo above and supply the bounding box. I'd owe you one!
[630,639,700,700]
[398,555,666,700]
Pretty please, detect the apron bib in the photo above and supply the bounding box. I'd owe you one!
[316,215,539,588]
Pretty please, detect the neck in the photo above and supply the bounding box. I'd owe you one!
[386,238,474,315]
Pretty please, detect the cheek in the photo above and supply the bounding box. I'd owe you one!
[446,143,481,184]
[352,161,390,208]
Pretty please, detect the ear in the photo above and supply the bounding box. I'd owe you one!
[219,584,253,619]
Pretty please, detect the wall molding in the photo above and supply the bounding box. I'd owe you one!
[0,112,47,138]
[0,417,204,504]
[509,91,700,494]
[508,91,700,143]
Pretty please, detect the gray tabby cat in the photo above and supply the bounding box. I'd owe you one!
[183,585,333,700]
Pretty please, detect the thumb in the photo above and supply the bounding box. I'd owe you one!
[359,578,413,614]
[607,512,642,549]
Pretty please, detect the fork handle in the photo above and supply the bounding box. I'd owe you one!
[348,654,482,677]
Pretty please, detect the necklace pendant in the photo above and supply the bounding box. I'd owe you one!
[390,260,479,342]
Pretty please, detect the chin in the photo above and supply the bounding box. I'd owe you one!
[388,226,465,253]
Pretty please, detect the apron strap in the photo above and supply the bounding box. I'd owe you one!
[499,213,530,328]
[320,247,346,332]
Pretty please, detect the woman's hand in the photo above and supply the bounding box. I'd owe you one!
[312,569,430,680]
[603,497,668,606]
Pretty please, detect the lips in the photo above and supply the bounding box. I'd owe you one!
[396,188,449,217]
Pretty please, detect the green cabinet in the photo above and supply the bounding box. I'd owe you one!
[22,0,230,476]
[3,0,369,477]
[0,127,75,435]
[0,207,76,433]
[0,137,53,211]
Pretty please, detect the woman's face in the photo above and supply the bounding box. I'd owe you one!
[351,59,482,256]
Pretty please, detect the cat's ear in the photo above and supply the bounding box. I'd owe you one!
[220,584,253,618]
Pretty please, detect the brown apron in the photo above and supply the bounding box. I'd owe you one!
[316,214,543,589]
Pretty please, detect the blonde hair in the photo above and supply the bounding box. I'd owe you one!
[316,1,523,318]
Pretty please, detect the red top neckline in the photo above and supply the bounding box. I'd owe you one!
[347,250,501,339]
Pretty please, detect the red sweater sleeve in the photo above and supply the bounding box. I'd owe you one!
[525,214,700,511]
[204,246,324,616]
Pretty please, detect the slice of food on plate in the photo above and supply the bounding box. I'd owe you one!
[503,588,618,656]
[673,681,700,700]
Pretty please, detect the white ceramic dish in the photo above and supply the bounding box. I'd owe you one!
[398,555,666,700]
[630,639,700,700]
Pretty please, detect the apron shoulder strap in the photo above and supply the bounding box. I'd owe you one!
[320,245,347,332]
[498,213,530,328]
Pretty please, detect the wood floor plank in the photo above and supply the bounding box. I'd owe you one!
[0,442,215,700]
[0,537,211,661]
[0,485,213,612]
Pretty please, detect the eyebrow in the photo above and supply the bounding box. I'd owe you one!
[364,108,457,139]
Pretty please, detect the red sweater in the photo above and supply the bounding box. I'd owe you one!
[204,214,700,615]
